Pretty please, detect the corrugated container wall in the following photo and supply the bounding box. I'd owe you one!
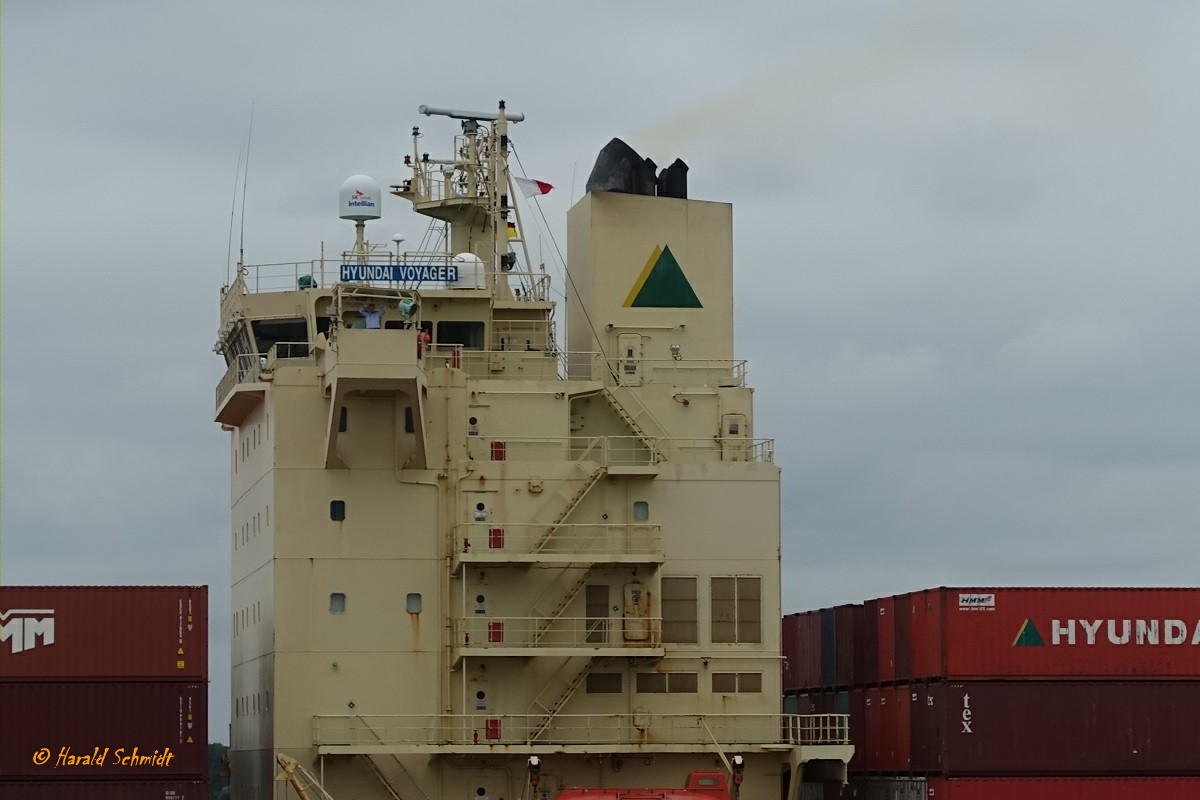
[914,587,1200,680]
[0,780,210,799]
[835,604,856,686]
[0,682,208,778]
[0,586,208,680]
[912,680,1200,775]
[820,608,837,687]
[924,777,1200,799]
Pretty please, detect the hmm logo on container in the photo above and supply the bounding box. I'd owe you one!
[957,593,995,611]
[0,609,56,654]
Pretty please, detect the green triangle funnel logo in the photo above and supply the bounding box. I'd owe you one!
[623,245,702,308]
[1013,618,1045,647]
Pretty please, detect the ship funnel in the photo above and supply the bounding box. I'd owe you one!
[585,139,688,199]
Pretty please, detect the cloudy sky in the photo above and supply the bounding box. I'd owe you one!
[4,1,1198,742]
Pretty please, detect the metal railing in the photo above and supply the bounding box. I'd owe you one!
[313,713,850,749]
[469,436,659,466]
[454,523,662,558]
[470,435,774,465]
[215,354,264,406]
[453,616,661,650]
[233,250,552,301]
[598,358,748,389]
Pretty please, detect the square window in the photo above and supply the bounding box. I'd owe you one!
[330,593,346,613]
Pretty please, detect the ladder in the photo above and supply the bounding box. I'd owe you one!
[527,656,598,742]
[601,386,668,462]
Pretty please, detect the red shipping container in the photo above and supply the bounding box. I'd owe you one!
[783,613,802,693]
[835,605,856,687]
[913,680,1200,775]
[877,596,895,683]
[864,687,882,772]
[894,593,912,681]
[925,777,1200,800]
[848,688,866,773]
[915,587,1200,680]
[805,610,823,689]
[908,591,928,680]
[0,780,209,799]
[790,610,822,690]
[909,681,937,774]
[0,586,207,681]
[877,686,896,772]
[889,685,912,773]
[0,682,207,779]
[861,600,879,685]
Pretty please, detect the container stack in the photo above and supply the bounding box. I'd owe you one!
[0,586,209,799]
[784,588,1200,800]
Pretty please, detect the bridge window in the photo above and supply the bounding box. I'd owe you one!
[436,321,485,350]
[250,318,308,355]
[711,577,761,643]
[330,500,346,521]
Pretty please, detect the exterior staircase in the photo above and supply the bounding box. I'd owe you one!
[529,440,608,550]
[601,385,669,462]
[529,567,594,643]
[526,656,597,742]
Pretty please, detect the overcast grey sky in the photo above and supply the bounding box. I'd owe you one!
[4,1,1198,742]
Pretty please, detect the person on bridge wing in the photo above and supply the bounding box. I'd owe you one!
[358,302,384,329]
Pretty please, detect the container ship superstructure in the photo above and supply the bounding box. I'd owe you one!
[214,102,851,799]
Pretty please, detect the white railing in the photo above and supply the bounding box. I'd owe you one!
[598,358,748,389]
[233,250,552,300]
[313,713,850,749]
[470,435,774,465]
[453,616,661,650]
[215,354,263,406]
[470,436,659,466]
[454,523,662,558]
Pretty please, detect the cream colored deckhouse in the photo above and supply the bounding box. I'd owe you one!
[215,103,850,800]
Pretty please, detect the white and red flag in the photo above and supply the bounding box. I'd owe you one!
[514,177,554,198]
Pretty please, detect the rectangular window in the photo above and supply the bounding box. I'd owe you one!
[436,320,485,350]
[712,672,762,693]
[636,672,697,693]
[338,406,348,432]
[585,673,623,694]
[330,593,346,613]
[585,585,609,644]
[661,577,698,644]
[330,500,346,521]
[404,406,415,433]
[406,593,422,614]
[633,500,650,522]
[711,577,761,643]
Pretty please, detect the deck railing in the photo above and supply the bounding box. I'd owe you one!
[452,616,662,650]
[454,522,662,558]
[312,713,850,749]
